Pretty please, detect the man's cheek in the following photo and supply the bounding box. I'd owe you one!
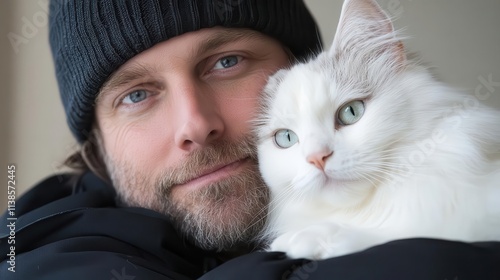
[102,124,145,166]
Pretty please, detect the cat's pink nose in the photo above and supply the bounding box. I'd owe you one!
[307,151,333,170]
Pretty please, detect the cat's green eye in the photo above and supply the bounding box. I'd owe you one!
[274,129,299,148]
[338,100,365,125]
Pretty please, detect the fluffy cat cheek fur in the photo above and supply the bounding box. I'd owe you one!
[257,142,298,191]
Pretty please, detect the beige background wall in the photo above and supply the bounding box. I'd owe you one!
[2,0,76,212]
[1,0,500,211]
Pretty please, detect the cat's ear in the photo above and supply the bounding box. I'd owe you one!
[330,0,405,68]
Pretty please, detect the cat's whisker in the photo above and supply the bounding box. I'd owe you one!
[240,182,299,243]
[358,168,389,183]
[363,164,430,181]
[354,166,404,184]
[356,172,386,189]
[239,177,301,231]
[259,170,322,226]
[354,171,376,185]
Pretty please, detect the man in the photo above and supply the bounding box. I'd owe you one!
[1,1,499,279]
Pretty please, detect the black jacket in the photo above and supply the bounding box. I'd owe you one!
[1,172,500,280]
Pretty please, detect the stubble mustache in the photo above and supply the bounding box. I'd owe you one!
[155,137,259,192]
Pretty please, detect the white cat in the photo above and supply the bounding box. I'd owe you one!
[256,0,500,260]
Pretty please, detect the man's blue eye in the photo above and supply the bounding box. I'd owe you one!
[213,56,240,70]
[122,90,148,104]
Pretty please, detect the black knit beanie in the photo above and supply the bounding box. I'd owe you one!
[49,0,322,143]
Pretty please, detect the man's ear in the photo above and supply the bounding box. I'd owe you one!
[329,0,405,66]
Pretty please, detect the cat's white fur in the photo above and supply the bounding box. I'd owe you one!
[256,0,500,260]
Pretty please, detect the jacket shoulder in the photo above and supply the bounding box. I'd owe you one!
[1,172,209,279]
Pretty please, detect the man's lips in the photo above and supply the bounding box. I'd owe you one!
[175,157,251,189]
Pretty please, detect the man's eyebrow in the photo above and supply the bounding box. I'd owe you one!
[97,64,157,102]
[193,29,261,58]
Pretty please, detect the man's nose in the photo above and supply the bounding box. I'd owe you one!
[173,84,224,151]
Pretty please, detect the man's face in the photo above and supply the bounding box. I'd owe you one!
[95,27,290,250]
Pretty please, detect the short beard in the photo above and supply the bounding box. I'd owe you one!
[101,134,269,252]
